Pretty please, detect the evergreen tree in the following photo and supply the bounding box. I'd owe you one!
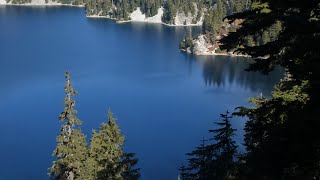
[261,30,270,45]
[179,28,194,51]
[88,109,140,180]
[88,109,125,179]
[180,138,212,180]
[220,0,320,179]
[210,112,238,180]
[49,72,88,180]
[216,0,227,22]
[180,111,238,180]
[268,20,282,42]
[121,153,141,180]
[162,0,176,24]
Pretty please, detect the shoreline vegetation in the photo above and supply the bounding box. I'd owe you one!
[0,0,254,57]
[86,15,202,27]
[180,48,250,57]
[1,0,252,57]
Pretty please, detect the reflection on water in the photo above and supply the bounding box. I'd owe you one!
[200,56,283,95]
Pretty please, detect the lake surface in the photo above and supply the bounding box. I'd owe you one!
[0,6,282,180]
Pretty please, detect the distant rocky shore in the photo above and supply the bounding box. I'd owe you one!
[87,7,203,27]
[180,34,249,57]
[0,1,248,58]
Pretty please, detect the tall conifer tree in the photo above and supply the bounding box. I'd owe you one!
[88,109,140,180]
[180,111,238,180]
[49,72,88,180]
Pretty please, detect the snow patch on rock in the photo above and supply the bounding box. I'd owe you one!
[130,7,163,23]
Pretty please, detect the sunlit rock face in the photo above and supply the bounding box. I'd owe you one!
[193,35,215,55]
[130,7,163,23]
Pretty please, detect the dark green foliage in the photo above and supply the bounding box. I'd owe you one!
[242,20,282,47]
[121,153,141,180]
[56,0,84,5]
[6,0,31,4]
[202,9,221,42]
[220,0,320,179]
[261,30,270,45]
[86,0,202,23]
[87,109,141,180]
[180,111,238,180]
[230,0,250,14]
[50,72,140,180]
[179,30,194,52]
[49,72,88,180]
[180,139,211,179]
[200,0,229,44]
[245,35,255,47]
[162,0,202,24]
[162,0,176,24]
[86,0,162,20]
[139,0,162,17]
[88,110,125,179]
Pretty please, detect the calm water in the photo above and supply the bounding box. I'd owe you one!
[0,6,282,180]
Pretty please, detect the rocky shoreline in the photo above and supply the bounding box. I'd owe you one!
[87,7,203,27]
[181,35,249,57]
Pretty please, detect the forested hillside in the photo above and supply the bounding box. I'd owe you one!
[161,0,203,24]
[86,0,204,24]
[86,0,162,20]
[4,0,249,27]
[85,0,253,25]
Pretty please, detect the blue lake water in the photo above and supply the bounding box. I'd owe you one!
[0,6,282,180]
